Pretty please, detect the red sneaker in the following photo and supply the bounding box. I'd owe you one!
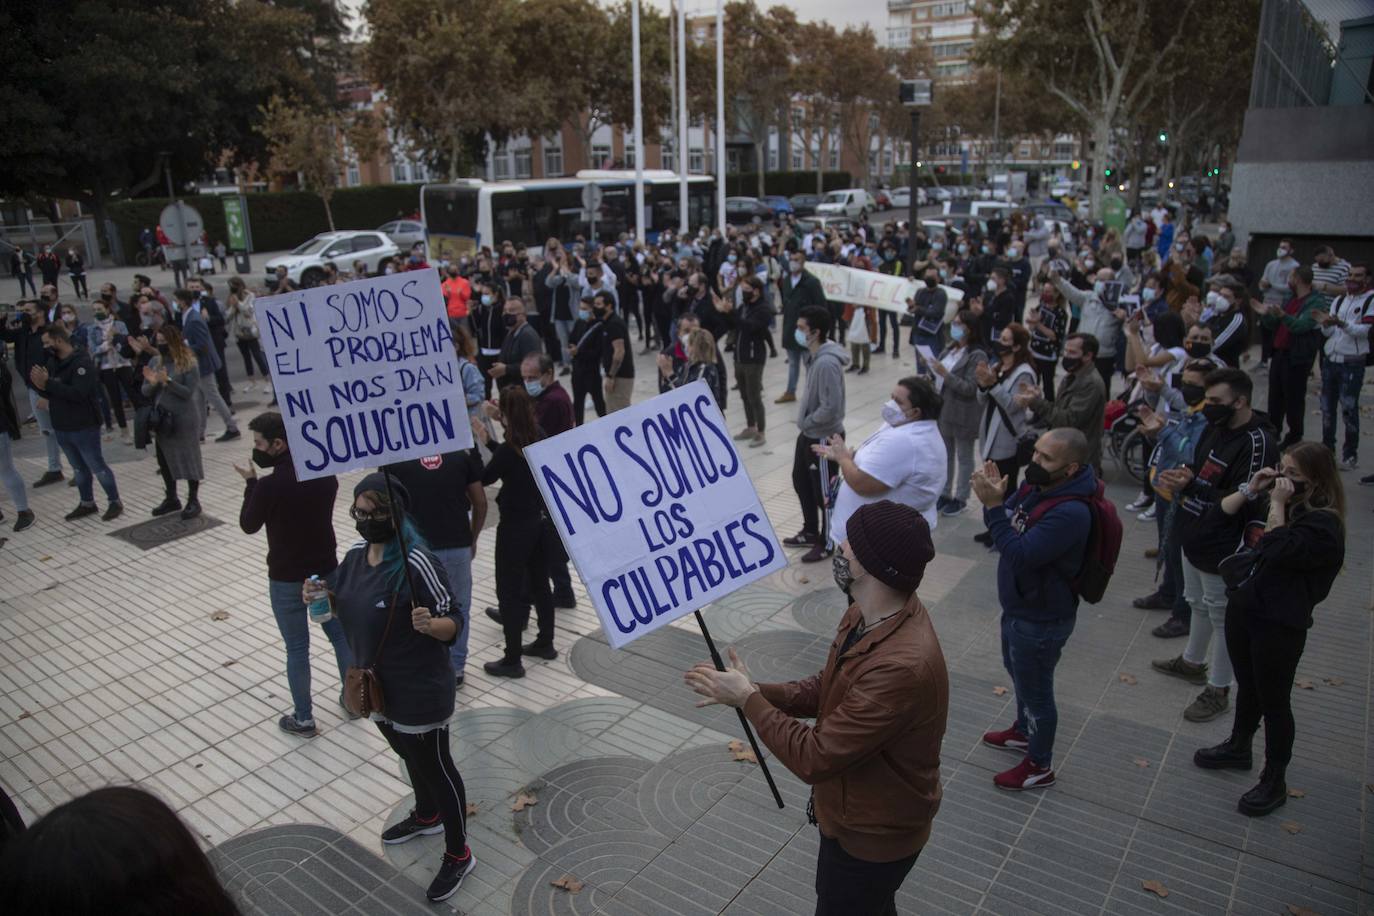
[994,757,1056,791]
[981,725,1029,753]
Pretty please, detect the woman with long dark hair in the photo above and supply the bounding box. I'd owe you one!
[303,473,472,902]
[471,385,556,678]
[1193,442,1346,816]
[0,786,239,915]
[973,322,1036,546]
[141,322,206,519]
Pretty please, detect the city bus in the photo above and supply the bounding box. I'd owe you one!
[421,170,715,261]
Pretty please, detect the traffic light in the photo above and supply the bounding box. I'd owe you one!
[1104,166,1113,178]
[1070,159,1080,170]
[1158,131,1168,143]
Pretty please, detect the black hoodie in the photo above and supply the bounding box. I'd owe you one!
[1179,411,1279,573]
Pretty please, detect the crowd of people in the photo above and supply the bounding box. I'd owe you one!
[0,196,1363,912]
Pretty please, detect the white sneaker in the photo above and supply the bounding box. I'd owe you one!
[1125,494,1152,511]
[1137,504,1157,521]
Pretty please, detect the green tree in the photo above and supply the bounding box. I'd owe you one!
[830,26,893,191]
[0,0,323,252]
[722,2,797,196]
[790,21,842,194]
[258,96,351,229]
[976,0,1199,216]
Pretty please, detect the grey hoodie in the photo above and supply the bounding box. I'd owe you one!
[798,340,849,439]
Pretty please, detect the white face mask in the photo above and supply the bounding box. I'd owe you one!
[985,279,997,291]
[789,261,803,274]
[1277,247,1291,259]
[881,399,910,426]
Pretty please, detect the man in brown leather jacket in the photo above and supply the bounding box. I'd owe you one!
[686,500,949,915]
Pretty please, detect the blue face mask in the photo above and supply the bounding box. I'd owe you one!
[981,245,991,255]
[950,324,966,341]
[577,307,591,320]
[481,294,493,306]
[727,253,738,263]
[794,328,810,347]
[524,379,544,398]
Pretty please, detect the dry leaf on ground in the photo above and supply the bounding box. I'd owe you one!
[1287,788,1306,798]
[1119,673,1138,685]
[1141,879,1169,898]
[728,739,758,764]
[1322,676,1344,686]
[1281,820,1302,835]
[992,686,1009,696]
[551,874,585,893]
[511,792,538,812]
[465,802,479,817]
[210,610,230,621]
[17,711,31,720]
[1295,679,1315,690]
[799,576,809,584]
[221,660,237,667]
[1287,905,1320,916]
[1133,758,1150,768]
[38,555,52,562]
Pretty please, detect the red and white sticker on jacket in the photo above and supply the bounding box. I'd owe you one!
[420,455,443,470]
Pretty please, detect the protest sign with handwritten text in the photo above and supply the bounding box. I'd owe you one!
[256,270,472,481]
[525,381,786,648]
[805,261,964,321]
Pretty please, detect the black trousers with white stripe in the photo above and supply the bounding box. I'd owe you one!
[376,722,468,857]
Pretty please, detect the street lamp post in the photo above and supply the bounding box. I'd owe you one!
[899,79,932,250]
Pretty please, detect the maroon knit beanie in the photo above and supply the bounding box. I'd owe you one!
[846,500,935,593]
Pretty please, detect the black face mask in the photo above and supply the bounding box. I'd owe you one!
[252,448,283,469]
[1061,355,1082,373]
[1186,342,1211,358]
[832,553,855,593]
[356,518,396,543]
[1024,461,1070,488]
[1285,478,1308,498]
[925,277,937,288]
[1180,383,1206,407]
[44,345,60,358]
[502,313,519,327]
[1202,402,1236,427]
[991,341,1010,356]
[157,344,170,356]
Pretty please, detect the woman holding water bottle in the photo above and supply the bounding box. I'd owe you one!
[301,473,474,904]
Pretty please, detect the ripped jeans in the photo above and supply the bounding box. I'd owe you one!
[1001,614,1076,768]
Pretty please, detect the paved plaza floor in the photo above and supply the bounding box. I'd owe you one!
[0,317,1370,915]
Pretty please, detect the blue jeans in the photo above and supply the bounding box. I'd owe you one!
[785,348,801,394]
[52,426,118,504]
[431,546,473,675]
[268,578,353,723]
[1000,614,1075,767]
[27,387,62,472]
[0,433,29,512]
[1320,358,1364,460]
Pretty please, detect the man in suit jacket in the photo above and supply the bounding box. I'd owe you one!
[778,250,828,403]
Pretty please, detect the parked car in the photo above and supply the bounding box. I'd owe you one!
[759,195,795,217]
[889,187,911,208]
[931,186,954,203]
[789,193,822,217]
[795,216,857,236]
[1023,200,1077,233]
[815,188,873,218]
[377,219,425,250]
[724,196,776,225]
[873,189,892,210]
[265,231,399,288]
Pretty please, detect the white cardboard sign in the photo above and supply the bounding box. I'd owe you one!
[256,270,473,481]
[805,261,964,317]
[525,381,786,648]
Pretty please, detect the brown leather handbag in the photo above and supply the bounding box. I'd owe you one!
[343,594,399,718]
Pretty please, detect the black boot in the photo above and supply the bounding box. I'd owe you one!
[1238,764,1287,817]
[1193,734,1253,770]
[151,496,182,517]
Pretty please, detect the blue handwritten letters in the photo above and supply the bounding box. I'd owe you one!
[525,381,787,649]
[256,270,473,480]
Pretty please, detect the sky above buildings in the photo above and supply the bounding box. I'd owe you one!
[338,0,888,37]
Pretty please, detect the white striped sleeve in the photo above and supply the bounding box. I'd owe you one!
[407,549,453,617]
[1213,313,1244,351]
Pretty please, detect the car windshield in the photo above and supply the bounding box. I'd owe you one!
[821,192,847,204]
[290,237,332,255]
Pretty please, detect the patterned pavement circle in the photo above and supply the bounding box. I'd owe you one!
[107,512,223,549]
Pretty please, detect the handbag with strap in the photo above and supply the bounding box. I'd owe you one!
[343,594,400,718]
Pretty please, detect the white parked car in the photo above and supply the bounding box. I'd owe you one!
[378,219,426,250]
[814,188,873,218]
[932,187,954,203]
[265,231,400,288]
[889,187,912,208]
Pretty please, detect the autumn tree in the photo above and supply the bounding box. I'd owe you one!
[0,0,327,253]
[722,1,798,196]
[976,0,1199,216]
[258,97,347,229]
[791,21,842,194]
[830,26,895,190]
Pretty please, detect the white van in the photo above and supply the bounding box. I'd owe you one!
[815,188,873,219]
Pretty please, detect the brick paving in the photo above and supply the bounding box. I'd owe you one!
[1,318,1370,915]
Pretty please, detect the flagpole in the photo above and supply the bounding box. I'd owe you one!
[632,0,646,246]
[677,0,689,237]
[715,0,725,234]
